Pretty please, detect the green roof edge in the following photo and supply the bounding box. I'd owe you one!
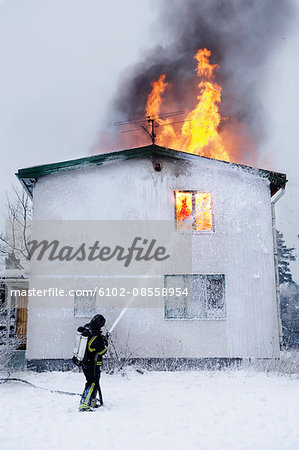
[16,144,287,198]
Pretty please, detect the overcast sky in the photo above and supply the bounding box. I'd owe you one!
[0,0,298,281]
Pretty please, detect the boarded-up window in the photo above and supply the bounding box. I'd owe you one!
[164,275,186,319]
[175,191,213,232]
[74,290,96,317]
[165,274,225,319]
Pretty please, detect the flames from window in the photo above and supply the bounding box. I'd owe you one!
[195,193,213,232]
[176,192,193,230]
[175,191,212,232]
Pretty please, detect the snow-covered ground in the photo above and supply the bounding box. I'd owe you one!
[0,370,298,450]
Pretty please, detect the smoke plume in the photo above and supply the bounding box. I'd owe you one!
[101,0,293,162]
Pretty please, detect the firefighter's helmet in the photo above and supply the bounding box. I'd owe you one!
[90,314,106,330]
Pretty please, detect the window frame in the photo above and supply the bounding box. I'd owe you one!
[74,290,97,318]
[174,190,215,233]
[164,274,226,320]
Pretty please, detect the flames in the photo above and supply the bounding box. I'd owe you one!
[145,48,230,162]
[175,191,213,232]
[195,192,213,231]
[145,73,177,144]
[175,191,193,230]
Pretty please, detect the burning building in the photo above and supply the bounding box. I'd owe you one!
[15,143,286,369]
[10,36,291,368]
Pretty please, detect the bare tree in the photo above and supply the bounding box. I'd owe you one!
[0,186,31,373]
[0,306,24,376]
[0,185,32,265]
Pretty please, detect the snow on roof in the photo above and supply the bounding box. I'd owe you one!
[16,144,287,198]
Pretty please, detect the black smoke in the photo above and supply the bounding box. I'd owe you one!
[104,0,294,152]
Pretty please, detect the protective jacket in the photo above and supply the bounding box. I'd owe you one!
[80,323,108,364]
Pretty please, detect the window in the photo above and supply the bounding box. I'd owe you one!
[175,191,213,232]
[74,290,96,317]
[164,274,226,319]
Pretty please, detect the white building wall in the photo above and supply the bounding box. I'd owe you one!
[27,155,280,359]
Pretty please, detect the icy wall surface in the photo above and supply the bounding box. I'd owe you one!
[29,155,278,358]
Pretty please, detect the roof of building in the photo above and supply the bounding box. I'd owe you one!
[16,144,287,198]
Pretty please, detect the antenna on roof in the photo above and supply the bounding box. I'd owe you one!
[114,110,185,145]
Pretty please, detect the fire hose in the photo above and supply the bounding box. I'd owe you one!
[0,377,81,396]
[0,331,127,398]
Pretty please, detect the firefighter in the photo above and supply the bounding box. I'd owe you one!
[78,314,108,412]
